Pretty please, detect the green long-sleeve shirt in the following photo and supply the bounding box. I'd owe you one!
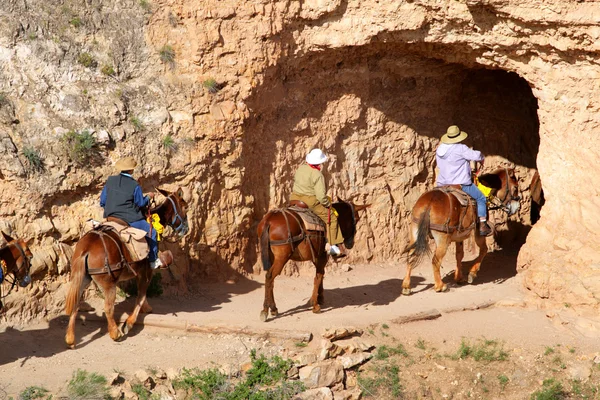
[291,164,330,207]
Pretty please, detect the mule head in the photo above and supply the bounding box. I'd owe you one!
[480,168,521,216]
[155,187,189,237]
[333,199,371,250]
[1,233,33,287]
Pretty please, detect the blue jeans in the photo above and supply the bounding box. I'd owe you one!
[129,219,158,262]
[461,184,487,218]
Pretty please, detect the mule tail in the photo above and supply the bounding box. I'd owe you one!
[65,254,88,315]
[404,206,432,267]
[260,221,271,271]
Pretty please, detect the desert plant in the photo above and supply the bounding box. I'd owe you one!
[415,338,426,350]
[130,116,144,131]
[139,0,151,11]
[61,129,97,163]
[375,344,409,360]
[452,338,508,362]
[69,17,82,28]
[159,45,175,65]
[22,146,44,172]
[77,52,97,68]
[162,135,177,151]
[67,369,109,400]
[498,374,509,391]
[101,64,115,76]
[202,78,220,94]
[357,364,402,399]
[18,386,49,400]
[530,378,565,400]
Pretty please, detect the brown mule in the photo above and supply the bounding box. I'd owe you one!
[0,232,33,309]
[403,169,520,294]
[257,200,369,322]
[64,188,189,348]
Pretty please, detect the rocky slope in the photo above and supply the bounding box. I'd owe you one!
[1,0,599,319]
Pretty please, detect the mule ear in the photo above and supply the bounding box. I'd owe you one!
[176,187,184,199]
[156,187,171,198]
[354,204,371,212]
[1,231,15,243]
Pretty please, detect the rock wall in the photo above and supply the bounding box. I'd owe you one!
[1,0,599,320]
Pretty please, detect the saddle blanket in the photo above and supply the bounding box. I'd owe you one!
[287,206,326,232]
[83,219,149,262]
[434,186,474,207]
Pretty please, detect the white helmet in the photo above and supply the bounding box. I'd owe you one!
[305,149,328,165]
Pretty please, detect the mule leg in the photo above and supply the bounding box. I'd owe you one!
[65,274,92,348]
[311,253,327,313]
[432,233,449,293]
[96,277,123,341]
[454,241,465,283]
[123,265,152,335]
[402,222,418,295]
[260,247,290,322]
[468,232,488,284]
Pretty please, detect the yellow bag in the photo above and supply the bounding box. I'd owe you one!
[148,214,164,241]
[475,176,493,199]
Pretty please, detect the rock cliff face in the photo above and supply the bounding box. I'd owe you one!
[1,0,599,319]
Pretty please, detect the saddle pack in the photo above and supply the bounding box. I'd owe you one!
[84,219,149,262]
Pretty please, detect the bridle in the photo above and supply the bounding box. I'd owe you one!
[166,196,188,235]
[0,241,32,305]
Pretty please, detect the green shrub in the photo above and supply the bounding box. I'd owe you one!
[452,338,508,362]
[530,379,565,400]
[159,45,175,64]
[122,273,163,298]
[67,369,109,400]
[172,349,302,400]
[202,78,220,94]
[358,364,402,399]
[18,386,49,400]
[22,147,44,172]
[162,135,177,151]
[139,0,151,11]
[69,17,82,28]
[77,52,96,68]
[375,344,409,360]
[101,64,115,76]
[61,129,96,163]
[130,116,144,131]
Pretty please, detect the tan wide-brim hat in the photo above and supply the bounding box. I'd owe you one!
[115,157,138,171]
[441,125,468,144]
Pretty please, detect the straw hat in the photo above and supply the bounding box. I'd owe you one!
[305,149,328,165]
[115,157,138,171]
[441,125,468,144]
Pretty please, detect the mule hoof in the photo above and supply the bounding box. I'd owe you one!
[260,311,268,322]
[270,310,279,318]
[121,322,131,336]
[312,305,321,314]
[468,274,475,284]
[141,304,153,314]
[402,288,412,296]
[435,284,448,293]
[110,329,124,342]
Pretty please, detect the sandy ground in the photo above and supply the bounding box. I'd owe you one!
[1,248,599,396]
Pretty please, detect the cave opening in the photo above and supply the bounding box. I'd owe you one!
[241,45,540,268]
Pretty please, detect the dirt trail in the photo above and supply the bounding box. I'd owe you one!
[1,251,599,395]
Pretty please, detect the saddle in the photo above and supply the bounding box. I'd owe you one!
[287,205,326,232]
[434,186,474,207]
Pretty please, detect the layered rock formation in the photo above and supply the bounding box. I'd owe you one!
[1,0,599,319]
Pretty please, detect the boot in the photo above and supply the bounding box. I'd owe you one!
[329,244,347,259]
[150,250,174,269]
[479,221,492,237]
